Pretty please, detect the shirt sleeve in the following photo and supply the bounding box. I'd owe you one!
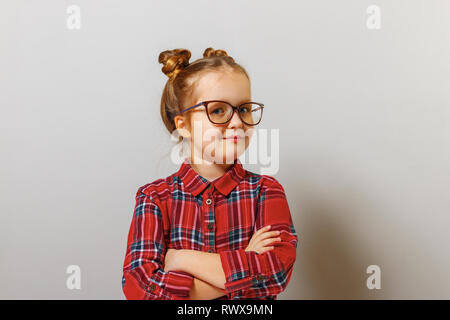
[122,187,194,300]
[218,178,299,299]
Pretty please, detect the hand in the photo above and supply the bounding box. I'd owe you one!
[245,225,281,254]
[163,248,180,272]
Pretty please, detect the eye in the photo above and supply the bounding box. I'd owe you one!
[211,107,224,115]
[239,106,250,113]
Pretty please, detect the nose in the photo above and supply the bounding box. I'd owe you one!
[227,109,244,129]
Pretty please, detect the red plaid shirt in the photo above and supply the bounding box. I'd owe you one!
[122,158,298,300]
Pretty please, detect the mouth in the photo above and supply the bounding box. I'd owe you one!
[223,136,243,142]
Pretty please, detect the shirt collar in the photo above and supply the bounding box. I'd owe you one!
[176,158,246,197]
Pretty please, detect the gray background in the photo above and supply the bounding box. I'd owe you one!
[1,0,449,299]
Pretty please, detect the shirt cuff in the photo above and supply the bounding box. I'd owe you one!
[123,269,194,300]
[219,249,270,299]
[165,270,195,297]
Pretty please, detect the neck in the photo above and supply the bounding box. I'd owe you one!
[188,156,235,182]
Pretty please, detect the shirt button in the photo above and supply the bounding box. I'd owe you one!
[207,249,213,253]
[205,199,212,205]
[207,223,213,230]
[256,275,265,282]
[149,283,156,291]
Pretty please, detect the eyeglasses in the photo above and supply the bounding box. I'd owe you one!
[176,100,264,126]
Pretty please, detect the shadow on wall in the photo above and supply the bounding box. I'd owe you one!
[298,194,371,299]
[282,158,387,299]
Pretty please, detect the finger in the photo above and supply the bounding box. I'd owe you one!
[258,246,275,254]
[261,237,281,246]
[257,230,281,241]
[252,231,279,244]
[254,225,271,235]
[252,228,276,243]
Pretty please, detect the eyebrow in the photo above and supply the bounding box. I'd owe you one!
[217,99,252,105]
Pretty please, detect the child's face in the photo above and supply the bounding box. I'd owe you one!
[177,70,254,164]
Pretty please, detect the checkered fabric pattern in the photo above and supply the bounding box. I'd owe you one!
[122,158,298,300]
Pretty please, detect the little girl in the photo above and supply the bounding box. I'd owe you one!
[122,47,298,300]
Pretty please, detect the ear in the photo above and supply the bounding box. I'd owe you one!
[173,115,191,139]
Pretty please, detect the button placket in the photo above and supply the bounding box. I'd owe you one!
[203,190,215,254]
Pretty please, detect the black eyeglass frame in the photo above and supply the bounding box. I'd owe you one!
[175,100,264,126]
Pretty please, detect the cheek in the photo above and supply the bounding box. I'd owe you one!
[202,124,223,145]
[246,128,254,139]
[190,118,213,142]
[191,129,223,153]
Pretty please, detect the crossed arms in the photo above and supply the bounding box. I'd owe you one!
[122,180,298,300]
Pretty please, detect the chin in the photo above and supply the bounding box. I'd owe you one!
[219,152,244,164]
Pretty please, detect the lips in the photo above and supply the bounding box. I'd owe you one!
[223,136,243,140]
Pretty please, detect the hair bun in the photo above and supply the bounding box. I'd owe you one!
[203,47,234,62]
[158,49,191,80]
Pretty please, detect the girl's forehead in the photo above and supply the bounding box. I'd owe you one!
[193,72,251,102]
[198,70,248,86]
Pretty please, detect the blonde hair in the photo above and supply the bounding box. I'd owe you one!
[158,47,250,143]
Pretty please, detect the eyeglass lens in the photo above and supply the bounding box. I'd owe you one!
[207,102,263,125]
